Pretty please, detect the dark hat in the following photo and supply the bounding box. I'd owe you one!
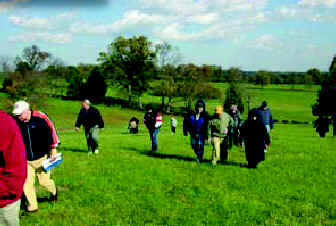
[261,101,267,108]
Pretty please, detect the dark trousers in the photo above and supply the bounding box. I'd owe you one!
[149,127,160,152]
[220,136,229,162]
[191,134,205,162]
[171,126,176,133]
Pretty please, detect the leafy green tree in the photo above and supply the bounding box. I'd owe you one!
[312,54,336,135]
[306,68,321,85]
[98,36,156,109]
[65,66,86,99]
[85,67,107,103]
[255,70,270,88]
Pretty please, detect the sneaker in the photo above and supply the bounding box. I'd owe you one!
[49,190,58,202]
[94,149,99,154]
[88,151,92,155]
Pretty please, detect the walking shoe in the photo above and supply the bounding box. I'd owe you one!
[49,190,58,202]
[94,149,99,154]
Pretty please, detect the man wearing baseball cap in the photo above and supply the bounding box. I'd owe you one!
[13,100,59,213]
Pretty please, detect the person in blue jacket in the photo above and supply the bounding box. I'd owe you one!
[257,101,273,133]
[183,100,209,163]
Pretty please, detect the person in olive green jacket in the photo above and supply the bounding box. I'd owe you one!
[208,106,234,166]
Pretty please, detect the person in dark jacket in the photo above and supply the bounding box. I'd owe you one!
[183,100,209,163]
[256,101,273,133]
[13,100,59,212]
[0,110,27,226]
[144,105,162,152]
[75,100,104,154]
[314,116,329,138]
[128,117,139,134]
[240,109,270,168]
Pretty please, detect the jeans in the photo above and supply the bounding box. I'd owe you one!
[151,127,160,152]
[191,134,205,162]
[85,125,99,153]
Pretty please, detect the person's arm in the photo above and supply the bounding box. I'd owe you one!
[97,109,104,129]
[0,117,26,206]
[269,110,273,129]
[34,111,59,158]
[75,109,84,129]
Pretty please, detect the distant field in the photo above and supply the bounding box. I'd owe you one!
[1,84,334,226]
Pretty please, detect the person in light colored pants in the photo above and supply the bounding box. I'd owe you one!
[24,155,57,211]
[0,200,21,226]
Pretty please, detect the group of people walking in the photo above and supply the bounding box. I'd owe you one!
[142,99,273,168]
[0,97,273,225]
[0,99,104,226]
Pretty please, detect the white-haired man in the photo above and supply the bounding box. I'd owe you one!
[12,100,59,213]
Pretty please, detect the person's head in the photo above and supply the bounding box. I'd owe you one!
[146,104,153,112]
[195,100,205,114]
[82,99,91,110]
[215,105,223,115]
[247,108,259,121]
[261,101,267,109]
[13,100,31,122]
[231,104,238,112]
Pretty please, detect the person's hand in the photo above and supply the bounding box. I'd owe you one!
[49,149,57,161]
[75,127,80,132]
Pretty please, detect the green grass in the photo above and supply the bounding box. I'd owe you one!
[1,84,335,225]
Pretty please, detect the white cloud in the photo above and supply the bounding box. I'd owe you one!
[154,23,201,40]
[277,6,297,17]
[70,10,170,35]
[8,12,78,29]
[298,0,336,7]
[8,32,72,44]
[248,34,284,51]
[186,13,220,25]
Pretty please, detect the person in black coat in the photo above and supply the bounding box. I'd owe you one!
[240,109,270,168]
[75,99,104,154]
[314,116,329,138]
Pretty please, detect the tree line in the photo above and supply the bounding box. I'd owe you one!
[0,35,332,112]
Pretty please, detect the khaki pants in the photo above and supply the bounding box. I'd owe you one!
[0,199,21,226]
[212,137,223,165]
[24,156,56,211]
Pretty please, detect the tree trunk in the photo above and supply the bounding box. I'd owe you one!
[161,95,165,110]
[167,96,172,113]
[138,95,143,110]
[128,84,132,103]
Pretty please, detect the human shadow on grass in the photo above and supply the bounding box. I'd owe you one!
[59,147,87,153]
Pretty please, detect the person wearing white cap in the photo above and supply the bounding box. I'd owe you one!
[12,100,59,213]
[75,99,104,154]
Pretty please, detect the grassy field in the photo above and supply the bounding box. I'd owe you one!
[1,84,335,225]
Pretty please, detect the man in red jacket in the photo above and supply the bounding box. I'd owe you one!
[0,110,27,226]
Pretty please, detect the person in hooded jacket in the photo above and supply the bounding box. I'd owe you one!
[240,108,270,168]
[183,100,209,163]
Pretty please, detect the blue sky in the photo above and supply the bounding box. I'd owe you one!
[0,0,335,71]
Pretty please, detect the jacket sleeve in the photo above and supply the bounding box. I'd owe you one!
[264,125,271,146]
[183,115,189,136]
[75,109,84,128]
[270,110,274,129]
[34,111,60,149]
[98,110,104,128]
[0,116,27,207]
